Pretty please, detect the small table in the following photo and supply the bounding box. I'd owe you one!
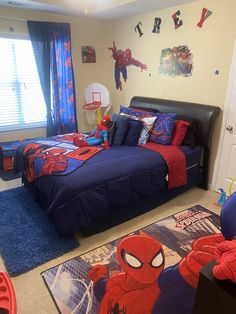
[192,260,236,314]
[0,141,20,171]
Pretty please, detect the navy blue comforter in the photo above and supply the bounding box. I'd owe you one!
[15,144,201,236]
[27,146,166,232]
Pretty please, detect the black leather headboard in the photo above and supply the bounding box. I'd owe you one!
[130,96,221,189]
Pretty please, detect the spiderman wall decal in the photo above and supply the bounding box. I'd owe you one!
[108,41,148,91]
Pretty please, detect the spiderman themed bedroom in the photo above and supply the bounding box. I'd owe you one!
[1,0,236,313]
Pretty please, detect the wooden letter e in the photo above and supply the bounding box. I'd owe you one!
[172,10,183,29]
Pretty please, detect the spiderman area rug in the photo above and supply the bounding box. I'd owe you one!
[41,205,221,314]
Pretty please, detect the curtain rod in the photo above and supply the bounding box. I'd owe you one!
[0,15,26,22]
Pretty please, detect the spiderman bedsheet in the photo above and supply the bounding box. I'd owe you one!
[140,142,187,189]
[14,134,102,182]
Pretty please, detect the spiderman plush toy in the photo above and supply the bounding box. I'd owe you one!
[73,115,110,149]
[213,191,236,283]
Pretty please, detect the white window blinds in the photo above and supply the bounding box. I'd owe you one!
[0,37,47,131]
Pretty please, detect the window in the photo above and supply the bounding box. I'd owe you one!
[0,37,47,131]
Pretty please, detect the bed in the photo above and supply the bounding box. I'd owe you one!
[14,96,220,237]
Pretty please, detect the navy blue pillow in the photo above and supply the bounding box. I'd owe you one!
[112,113,129,145]
[107,121,116,146]
[123,119,144,146]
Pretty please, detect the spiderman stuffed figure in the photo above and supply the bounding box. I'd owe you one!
[73,115,110,149]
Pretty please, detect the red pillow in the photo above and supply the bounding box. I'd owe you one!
[172,120,191,146]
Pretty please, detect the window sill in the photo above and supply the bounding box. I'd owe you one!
[0,124,46,133]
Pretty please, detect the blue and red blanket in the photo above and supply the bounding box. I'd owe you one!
[18,134,102,182]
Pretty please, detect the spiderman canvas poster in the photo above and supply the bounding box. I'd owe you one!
[42,205,222,314]
[159,45,193,77]
[81,46,96,63]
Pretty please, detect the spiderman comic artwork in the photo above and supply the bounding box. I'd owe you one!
[81,46,96,63]
[42,205,226,314]
[159,45,193,77]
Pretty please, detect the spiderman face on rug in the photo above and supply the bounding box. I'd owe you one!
[117,235,165,285]
[88,235,164,314]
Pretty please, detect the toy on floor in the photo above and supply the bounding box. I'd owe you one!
[73,115,111,149]
[215,188,226,207]
[0,272,17,314]
[219,191,236,240]
[213,191,236,282]
[228,176,236,196]
[213,239,236,283]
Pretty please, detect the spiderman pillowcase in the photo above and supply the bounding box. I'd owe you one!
[149,113,176,145]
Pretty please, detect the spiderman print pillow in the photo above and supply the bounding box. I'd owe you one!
[150,113,176,145]
[119,105,158,119]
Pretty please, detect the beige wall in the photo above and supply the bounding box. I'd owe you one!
[102,0,236,185]
[107,0,236,108]
[1,0,236,185]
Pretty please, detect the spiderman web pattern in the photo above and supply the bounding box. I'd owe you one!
[42,257,98,314]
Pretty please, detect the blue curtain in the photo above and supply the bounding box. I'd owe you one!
[27,21,77,135]
[49,23,77,134]
[27,21,55,136]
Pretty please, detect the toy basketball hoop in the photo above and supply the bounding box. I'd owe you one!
[84,83,111,126]
[82,100,101,126]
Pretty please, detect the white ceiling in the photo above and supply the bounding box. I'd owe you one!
[0,0,198,20]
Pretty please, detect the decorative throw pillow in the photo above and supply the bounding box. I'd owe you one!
[120,105,158,119]
[123,119,144,146]
[111,113,129,145]
[150,113,176,145]
[138,116,157,144]
[107,121,116,146]
[175,116,200,147]
[172,120,190,146]
[120,114,156,145]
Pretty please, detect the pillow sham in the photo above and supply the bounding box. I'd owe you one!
[119,105,133,116]
[172,120,190,146]
[111,113,129,145]
[120,113,156,145]
[120,105,158,119]
[150,113,176,145]
[123,119,144,146]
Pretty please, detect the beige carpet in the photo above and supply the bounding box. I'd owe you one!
[0,177,221,314]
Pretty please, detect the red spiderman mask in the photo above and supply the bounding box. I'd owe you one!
[117,235,165,285]
[101,115,110,126]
